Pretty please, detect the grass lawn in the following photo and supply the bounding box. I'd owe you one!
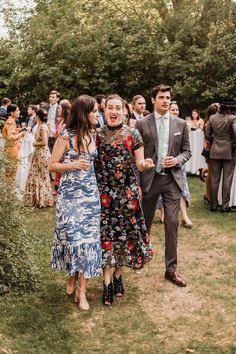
[0,176,235,354]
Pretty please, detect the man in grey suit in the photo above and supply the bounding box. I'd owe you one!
[135,84,191,287]
[205,100,236,212]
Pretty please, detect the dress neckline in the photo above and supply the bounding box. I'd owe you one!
[107,123,123,131]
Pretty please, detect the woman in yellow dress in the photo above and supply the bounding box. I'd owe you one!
[3,104,25,186]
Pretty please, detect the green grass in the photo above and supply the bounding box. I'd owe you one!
[0,176,235,354]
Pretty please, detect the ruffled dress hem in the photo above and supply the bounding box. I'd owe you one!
[51,241,102,278]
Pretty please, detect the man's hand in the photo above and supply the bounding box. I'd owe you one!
[163,156,179,168]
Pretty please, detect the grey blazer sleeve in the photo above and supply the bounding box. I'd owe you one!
[232,117,236,136]
[205,119,213,145]
[135,120,142,135]
[175,121,192,166]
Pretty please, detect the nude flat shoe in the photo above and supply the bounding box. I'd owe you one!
[75,288,90,311]
[181,220,193,229]
[66,282,76,296]
[66,274,78,296]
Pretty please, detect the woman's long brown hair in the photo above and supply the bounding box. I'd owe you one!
[66,95,96,155]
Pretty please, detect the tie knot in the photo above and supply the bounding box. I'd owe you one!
[160,116,165,124]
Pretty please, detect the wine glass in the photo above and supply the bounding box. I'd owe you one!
[159,155,167,175]
[79,154,91,173]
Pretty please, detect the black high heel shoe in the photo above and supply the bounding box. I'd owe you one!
[113,275,124,297]
[103,282,113,306]
[203,195,211,205]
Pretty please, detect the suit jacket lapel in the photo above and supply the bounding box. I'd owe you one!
[168,114,176,155]
[147,113,158,156]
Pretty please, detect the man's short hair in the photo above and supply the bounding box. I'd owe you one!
[28,104,38,112]
[49,90,60,98]
[1,97,11,106]
[152,84,172,99]
[39,102,49,111]
[132,95,145,104]
[94,94,106,104]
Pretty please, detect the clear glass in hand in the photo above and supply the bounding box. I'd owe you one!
[159,156,167,175]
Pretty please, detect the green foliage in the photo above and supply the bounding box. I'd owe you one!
[0,151,40,295]
[0,0,236,114]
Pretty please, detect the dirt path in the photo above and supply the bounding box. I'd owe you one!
[134,220,236,350]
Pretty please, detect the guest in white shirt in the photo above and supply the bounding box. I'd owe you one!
[47,90,60,152]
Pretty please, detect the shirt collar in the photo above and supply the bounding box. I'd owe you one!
[154,111,169,120]
[133,111,143,120]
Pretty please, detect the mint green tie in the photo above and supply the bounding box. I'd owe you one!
[156,117,165,173]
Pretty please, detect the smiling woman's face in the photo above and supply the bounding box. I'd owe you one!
[105,98,124,127]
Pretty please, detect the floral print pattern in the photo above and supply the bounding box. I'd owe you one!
[95,123,153,269]
[25,124,54,207]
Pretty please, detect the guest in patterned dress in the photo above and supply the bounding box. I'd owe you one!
[3,104,25,186]
[25,109,54,208]
[50,95,102,311]
[156,101,193,227]
[95,94,155,306]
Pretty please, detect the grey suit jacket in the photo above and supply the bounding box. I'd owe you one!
[205,112,236,160]
[135,113,191,193]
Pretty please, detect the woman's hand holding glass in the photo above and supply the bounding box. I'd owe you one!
[70,158,90,171]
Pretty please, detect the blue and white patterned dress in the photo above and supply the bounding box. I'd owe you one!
[51,129,102,278]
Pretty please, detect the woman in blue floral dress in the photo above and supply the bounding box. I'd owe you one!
[50,95,102,311]
[95,94,155,306]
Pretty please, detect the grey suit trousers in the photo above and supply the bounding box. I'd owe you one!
[142,171,181,272]
[210,157,236,210]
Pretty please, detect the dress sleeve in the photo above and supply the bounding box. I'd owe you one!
[4,121,22,141]
[59,128,70,140]
[131,127,144,151]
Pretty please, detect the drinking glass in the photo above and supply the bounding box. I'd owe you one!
[159,155,167,175]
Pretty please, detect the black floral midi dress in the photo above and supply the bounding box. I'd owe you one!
[95,123,153,269]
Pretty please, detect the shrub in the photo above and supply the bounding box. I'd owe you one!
[0,150,40,295]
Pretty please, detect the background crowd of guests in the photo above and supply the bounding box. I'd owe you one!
[0,87,235,310]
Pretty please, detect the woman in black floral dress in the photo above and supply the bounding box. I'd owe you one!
[95,94,155,306]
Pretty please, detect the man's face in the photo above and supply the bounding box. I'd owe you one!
[27,107,33,116]
[99,98,106,112]
[14,107,20,119]
[49,94,58,105]
[152,91,171,115]
[133,98,146,115]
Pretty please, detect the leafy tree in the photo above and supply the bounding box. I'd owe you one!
[1,0,235,114]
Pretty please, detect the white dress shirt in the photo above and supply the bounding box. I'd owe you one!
[47,103,57,137]
[133,111,143,121]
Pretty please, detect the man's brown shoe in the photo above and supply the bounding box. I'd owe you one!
[165,271,187,287]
